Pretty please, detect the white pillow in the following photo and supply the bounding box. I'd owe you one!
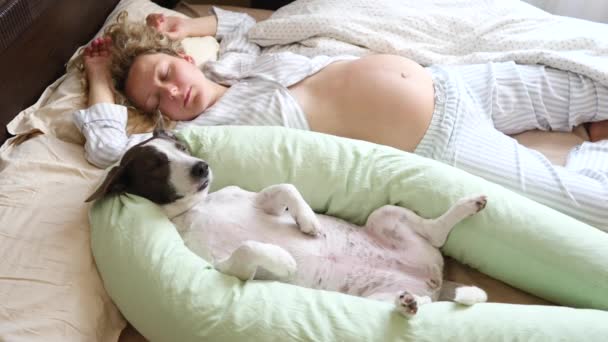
[7,0,219,145]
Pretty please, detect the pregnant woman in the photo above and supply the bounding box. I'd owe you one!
[74,8,608,230]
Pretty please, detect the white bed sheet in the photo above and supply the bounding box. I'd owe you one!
[0,135,122,341]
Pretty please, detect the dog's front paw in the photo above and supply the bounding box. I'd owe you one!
[257,244,298,281]
[217,242,298,281]
[394,291,431,318]
[456,195,487,215]
[295,213,322,236]
[395,291,419,318]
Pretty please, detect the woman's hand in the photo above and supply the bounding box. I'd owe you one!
[587,120,608,142]
[84,36,112,81]
[147,13,218,39]
[146,13,190,40]
[83,36,115,106]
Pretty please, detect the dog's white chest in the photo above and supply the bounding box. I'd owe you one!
[173,187,311,259]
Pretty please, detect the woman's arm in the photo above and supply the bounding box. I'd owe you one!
[147,7,260,56]
[73,104,151,168]
[84,36,115,106]
[211,7,260,56]
[76,36,151,168]
[184,15,218,37]
[146,14,218,40]
[587,120,608,142]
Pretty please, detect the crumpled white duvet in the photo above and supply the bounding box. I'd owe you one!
[249,0,608,86]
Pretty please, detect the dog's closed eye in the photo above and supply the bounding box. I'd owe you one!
[150,158,166,170]
[175,142,188,152]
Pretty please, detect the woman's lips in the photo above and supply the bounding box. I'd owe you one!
[184,87,192,107]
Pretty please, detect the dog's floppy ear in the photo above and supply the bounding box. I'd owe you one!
[153,119,164,138]
[153,110,178,140]
[153,110,168,136]
[85,165,129,203]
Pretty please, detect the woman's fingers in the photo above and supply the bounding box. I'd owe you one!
[90,37,111,52]
[146,13,184,39]
[84,36,112,59]
[146,13,165,29]
[98,37,109,51]
[146,13,159,25]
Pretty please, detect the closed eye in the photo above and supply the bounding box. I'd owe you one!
[175,142,188,152]
[153,66,170,111]
[147,157,165,170]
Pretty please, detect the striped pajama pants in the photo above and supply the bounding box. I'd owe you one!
[416,61,608,231]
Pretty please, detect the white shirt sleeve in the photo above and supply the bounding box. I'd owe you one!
[203,7,261,84]
[212,6,260,57]
[72,103,151,168]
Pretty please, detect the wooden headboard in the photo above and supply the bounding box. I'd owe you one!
[0,0,178,145]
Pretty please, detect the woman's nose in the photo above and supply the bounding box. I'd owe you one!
[162,85,179,99]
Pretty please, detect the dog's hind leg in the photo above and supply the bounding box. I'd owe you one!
[214,240,297,282]
[439,280,487,305]
[366,195,487,248]
[254,184,322,236]
[416,195,487,247]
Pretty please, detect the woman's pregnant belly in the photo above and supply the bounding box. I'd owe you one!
[289,54,436,152]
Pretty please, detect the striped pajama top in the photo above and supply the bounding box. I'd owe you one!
[73,7,356,168]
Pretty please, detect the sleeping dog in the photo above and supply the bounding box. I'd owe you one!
[86,129,488,317]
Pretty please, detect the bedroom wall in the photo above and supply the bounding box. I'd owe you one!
[523,0,608,23]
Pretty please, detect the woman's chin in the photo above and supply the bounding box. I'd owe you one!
[169,109,200,122]
[185,108,204,121]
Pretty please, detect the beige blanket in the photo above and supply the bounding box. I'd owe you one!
[250,0,608,86]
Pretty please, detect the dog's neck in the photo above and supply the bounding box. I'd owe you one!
[161,189,208,219]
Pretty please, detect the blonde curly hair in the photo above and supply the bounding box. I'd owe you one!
[72,11,181,134]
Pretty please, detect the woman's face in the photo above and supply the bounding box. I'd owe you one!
[125,53,215,121]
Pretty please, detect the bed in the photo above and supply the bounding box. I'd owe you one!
[0,0,605,341]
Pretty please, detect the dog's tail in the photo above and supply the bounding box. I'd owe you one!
[439,280,487,305]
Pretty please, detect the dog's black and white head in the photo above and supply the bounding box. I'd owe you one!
[86,129,212,217]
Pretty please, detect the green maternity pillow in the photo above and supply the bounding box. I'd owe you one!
[90,126,608,341]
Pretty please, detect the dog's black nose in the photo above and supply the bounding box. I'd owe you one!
[191,161,209,179]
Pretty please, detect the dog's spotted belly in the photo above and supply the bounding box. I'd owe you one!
[291,216,442,297]
[173,189,443,299]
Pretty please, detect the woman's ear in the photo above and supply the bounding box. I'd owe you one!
[178,53,195,65]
